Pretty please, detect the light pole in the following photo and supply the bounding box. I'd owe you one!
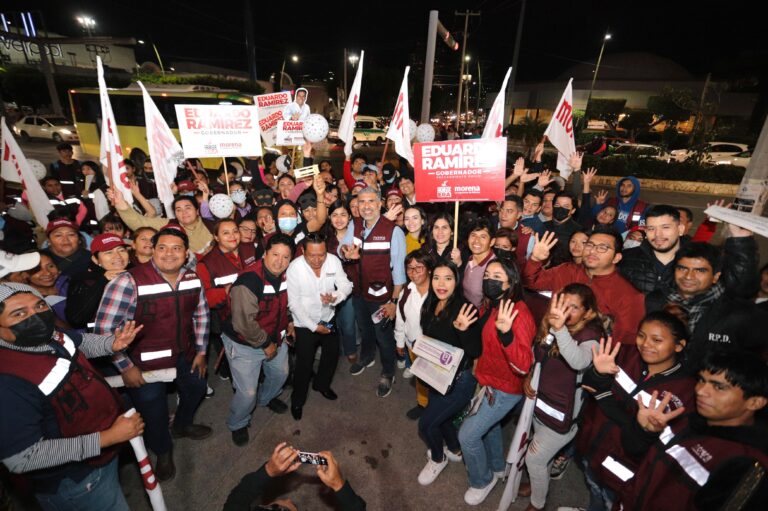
[76,15,95,37]
[280,55,299,91]
[138,39,165,75]
[584,31,611,126]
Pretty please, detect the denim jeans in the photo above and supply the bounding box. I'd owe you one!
[458,386,523,488]
[336,297,358,356]
[419,370,477,462]
[578,456,616,511]
[35,458,129,511]
[222,333,289,431]
[353,296,396,377]
[126,354,207,455]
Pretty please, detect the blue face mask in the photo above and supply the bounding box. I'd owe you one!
[278,216,298,233]
[231,190,247,204]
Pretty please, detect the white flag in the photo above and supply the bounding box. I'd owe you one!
[338,51,364,157]
[386,66,414,166]
[97,56,133,204]
[482,67,512,139]
[1,118,54,228]
[543,78,577,179]
[139,82,181,218]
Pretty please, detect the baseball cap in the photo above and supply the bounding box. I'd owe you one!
[352,180,367,191]
[90,233,128,255]
[45,218,78,236]
[0,282,44,303]
[176,180,196,193]
[0,251,41,279]
[382,163,397,184]
[252,188,275,206]
[386,188,403,200]
[362,164,378,175]
[297,193,318,210]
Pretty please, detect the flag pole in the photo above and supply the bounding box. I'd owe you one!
[222,157,230,195]
[453,201,460,250]
[380,139,390,165]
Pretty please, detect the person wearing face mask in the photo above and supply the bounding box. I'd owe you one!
[200,182,253,222]
[456,259,535,505]
[65,233,131,330]
[542,192,583,268]
[0,283,144,510]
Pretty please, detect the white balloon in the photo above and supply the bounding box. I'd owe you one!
[208,193,234,219]
[276,154,292,174]
[302,114,329,143]
[28,159,47,181]
[415,123,436,143]
[408,119,418,141]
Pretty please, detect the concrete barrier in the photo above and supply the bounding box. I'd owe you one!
[589,175,739,196]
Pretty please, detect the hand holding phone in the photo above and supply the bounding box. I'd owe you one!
[298,451,328,466]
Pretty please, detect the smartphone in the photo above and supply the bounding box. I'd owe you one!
[298,451,328,466]
[319,320,335,332]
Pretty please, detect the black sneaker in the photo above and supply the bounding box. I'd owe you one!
[231,427,249,446]
[349,359,375,376]
[550,454,571,480]
[171,424,213,440]
[267,398,288,414]
[406,405,424,420]
[205,384,215,399]
[377,376,394,398]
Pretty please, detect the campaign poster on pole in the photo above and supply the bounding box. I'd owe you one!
[276,120,306,146]
[173,105,262,158]
[414,138,506,202]
[255,91,292,147]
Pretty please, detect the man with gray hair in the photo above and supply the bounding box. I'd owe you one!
[340,187,406,398]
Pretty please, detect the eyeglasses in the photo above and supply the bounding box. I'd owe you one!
[583,242,613,253]
[238,226,257,234]
[406,265,426,273]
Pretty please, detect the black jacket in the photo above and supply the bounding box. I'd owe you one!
[65,263,109,329]
[619,240,678,310]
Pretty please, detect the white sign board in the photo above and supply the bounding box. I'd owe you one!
[409,335,464,395]
[704,205,768,238]
[276,120,306,146]
[174,105,261,158]
[255,92,292,147]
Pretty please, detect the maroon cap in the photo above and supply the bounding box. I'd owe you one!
[386,188,403,199]
[177,180,196,193]
[90,233,128,255]
[352,179,367,190]
[160,223,187,235]
[45,218,78,236]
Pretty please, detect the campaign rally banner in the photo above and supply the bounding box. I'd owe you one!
[276,120,306,146]
[414,138,507,202]
[255,91,292,147]
[174,105,261,158]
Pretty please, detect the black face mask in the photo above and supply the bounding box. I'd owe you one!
[493,247,514,261]
[552,206,571,222]
[482,278,505,301]
[10,310,56,347]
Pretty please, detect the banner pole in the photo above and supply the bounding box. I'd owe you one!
[453,201,460,250]
[222,157,230,195]
[380,139,390,164]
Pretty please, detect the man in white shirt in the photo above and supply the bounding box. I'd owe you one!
[281,88,311,121]
[286,232,353,420]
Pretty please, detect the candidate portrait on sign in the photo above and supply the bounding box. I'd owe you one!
[282,87,310,121]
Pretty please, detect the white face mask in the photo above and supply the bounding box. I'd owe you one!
[623,239,642,250]
[231,190,247,204]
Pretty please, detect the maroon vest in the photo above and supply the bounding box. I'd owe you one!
[618,417,768,511]
[128,264,202,370]
[533,323,603,433]
[327,232,359,287]
[354,216,395,302]
[576,349,696,494]
[0,334,122,468]
[200,243,259,320]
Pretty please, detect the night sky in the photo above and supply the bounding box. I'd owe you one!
[6,1,767,91]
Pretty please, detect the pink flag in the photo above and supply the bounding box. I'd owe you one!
[338,51,364,157]
[543,78,577,179]
[97,56,133,204]
[386,67,414,166]
[482,67,512,139]
[138,82,182,218]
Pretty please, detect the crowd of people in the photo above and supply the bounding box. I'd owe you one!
[0,138,766,511]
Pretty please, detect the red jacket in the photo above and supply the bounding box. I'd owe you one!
[475,301,536,395]
[522,260,645,345]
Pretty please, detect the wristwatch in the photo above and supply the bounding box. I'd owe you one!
[390,297,399,305]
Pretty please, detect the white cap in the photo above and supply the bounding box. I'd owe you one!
[0,282,44,303]
[0,251,41,279]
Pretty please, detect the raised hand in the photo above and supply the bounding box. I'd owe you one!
[582,167,598,189]
[595,189,609,205]
[520,168,539,183]
[303,140,314,158]
[495,299,519,334]
[340,243,360,260]
[547,293,570,331]
[636,390,685,433]
[531,231,558,262]
[537,170,554,189]
[111,321,144,351]
[569,151,584,171]
[533,142,545,162]
[591,336,621,375]
[453,303,479,331]
[512,157,526,178]
[312,173,327,195]
[384,203,403,222]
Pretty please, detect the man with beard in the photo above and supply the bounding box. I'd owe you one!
[620,205,686,310]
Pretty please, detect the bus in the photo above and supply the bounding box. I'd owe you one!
[68,84,255,159]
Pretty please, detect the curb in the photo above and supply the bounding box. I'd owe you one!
[589,175,739,196]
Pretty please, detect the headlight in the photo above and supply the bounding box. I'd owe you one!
[60,129,72,135]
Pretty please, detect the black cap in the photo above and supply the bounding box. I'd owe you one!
[382,163,397,184]
[252,188,275,206]
[297,192,318,210]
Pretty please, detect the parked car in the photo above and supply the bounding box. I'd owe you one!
[709,150,751,168]
[327,115,387,145]
[13,115,79,143]
[669,141,748,162]
[605,143,671,162]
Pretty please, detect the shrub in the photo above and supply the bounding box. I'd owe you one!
[581,155,745,184]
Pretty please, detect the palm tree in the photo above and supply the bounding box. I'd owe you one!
[519,116,547,158]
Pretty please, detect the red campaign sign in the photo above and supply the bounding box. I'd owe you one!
[414,138,507,202]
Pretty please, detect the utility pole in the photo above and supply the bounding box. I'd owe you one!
[420,11,458,124]
[504,0,527,127]
[343,48,348,97]
[454,10,480,132]
[691,72,711,145]
[243,0,257,82]
[583,30,612,128]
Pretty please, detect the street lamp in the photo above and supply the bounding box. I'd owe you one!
[137,39,165,75]
[464,55,471,62]
[280,54,300,90]
[348,54,359,68]
[584,30,612,128]
[76,15,96,37]
[291,54,299,63]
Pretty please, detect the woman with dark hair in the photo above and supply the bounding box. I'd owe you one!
[518,283,606,510]
[416,261,482,487]
[491,227,518,262]
[425,212,463,267]
[574,310,695,511]
[403,205,428,254]
[568,230,589,265]
[457,259,536,505]
[27,251,70,329]
[80,160,110,223]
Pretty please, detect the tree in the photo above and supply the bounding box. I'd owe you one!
[585,98,627,130]
[619,109,654,141]
[518,116,547,158]
[647,87,694,129]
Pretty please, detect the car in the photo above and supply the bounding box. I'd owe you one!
[13,115,79,143]
[669,141,748,163]
[327,115,387,145]
[709,149,751,168]
[605,143,671,162]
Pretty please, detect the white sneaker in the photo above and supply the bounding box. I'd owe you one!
[464,475,498,505]
[494,469,507,480]
[402,367,413,379]
[397,358,406,369]
[556,508,586,511]
[418,457,448,485]
[425,447,463,462]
